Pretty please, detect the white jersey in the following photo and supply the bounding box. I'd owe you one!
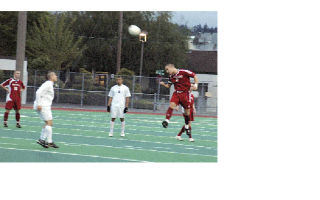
[108,84,131,107]
[33,80,55,108]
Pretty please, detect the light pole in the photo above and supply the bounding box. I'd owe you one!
[139,32,147,84]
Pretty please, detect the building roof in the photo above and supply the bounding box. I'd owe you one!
[186,50,217,75]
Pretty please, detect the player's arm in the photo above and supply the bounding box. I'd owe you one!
[107,97,112,112]
[192,75,199,91]
[124,87,131,113]
[35,82,49,111]
[160,81,172,89]
[193,103,196,114]
[20,82,25,92]
[0,80,10,93]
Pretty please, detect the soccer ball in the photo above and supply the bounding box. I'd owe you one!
[128,25,141,36]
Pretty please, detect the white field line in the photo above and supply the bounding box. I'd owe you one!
[0,146,147,162]
[20,118,217,139]
[0,136,216,158]
[2,126,215,149]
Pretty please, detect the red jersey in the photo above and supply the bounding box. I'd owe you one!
[168,69,196,92]
[1,78,25,102]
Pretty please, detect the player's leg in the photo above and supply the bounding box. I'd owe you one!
[45,120,58,148]
[188,110,195,142]
[3,109,10,127]
[4,100,13,127]
[109,118,116,137]
[162,102,178,128]
[14,99,22,128]
[120,118,125,137]
[109,105,118,137]
[15,109,21,128]
[176,125,185,141]
[162,92,179,128]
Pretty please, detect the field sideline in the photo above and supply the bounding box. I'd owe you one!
[0,108,217,162]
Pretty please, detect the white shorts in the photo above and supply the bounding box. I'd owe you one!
[111,105,125,118]
[36,106,53,121]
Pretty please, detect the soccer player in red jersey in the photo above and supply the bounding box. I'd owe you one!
[160,64,199,137]
[176,92,196,142]
[0,71,25,128]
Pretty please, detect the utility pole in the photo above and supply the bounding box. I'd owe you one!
[116,11,123,74]
[16,11,27,81]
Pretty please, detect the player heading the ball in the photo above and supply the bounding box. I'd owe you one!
[160,64,199,139]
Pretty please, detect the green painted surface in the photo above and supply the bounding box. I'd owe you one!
[0,109,217,162]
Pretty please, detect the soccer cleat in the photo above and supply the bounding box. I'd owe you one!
[120,133,125,137]
[189,138,195,142]
[37,139,49,148]
[175,136,183,141]
[109,133,113,137]
[48,142,59,148]
[162,120,168,128]
[16,124,21,128]
[4,123,8,128]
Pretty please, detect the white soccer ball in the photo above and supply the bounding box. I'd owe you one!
[128,25,141,36]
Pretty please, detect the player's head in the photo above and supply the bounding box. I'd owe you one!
[116,76,123,86]
[164,64,177,75]
[47,71,58,82]
[14,70,21,79]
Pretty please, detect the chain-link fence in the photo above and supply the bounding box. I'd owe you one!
[0,70,217,115]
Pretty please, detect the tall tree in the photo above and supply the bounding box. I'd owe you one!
[27,13,83,72]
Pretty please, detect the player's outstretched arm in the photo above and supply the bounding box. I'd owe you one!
[192,75,199,90]
[160,81,171,89]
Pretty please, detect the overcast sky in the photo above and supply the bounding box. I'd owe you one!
[171,11,217,28]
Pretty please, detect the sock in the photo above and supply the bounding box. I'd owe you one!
[166,107,173,120]
[110,121,114,133]
[184,114,190,127]
[40,127,46,140]
[16,113,20,124]
[4,112,9,124]
[121,121,125,133]
[45,126,53,143]
[187,126,192,138]
[177,126,185,136]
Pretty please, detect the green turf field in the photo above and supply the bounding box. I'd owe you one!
[0,109,217,162]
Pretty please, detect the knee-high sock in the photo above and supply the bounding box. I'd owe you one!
[184,114,190,127]
[4,112,9,123]
[40,127,46,141]
[15,113,20,123]
[45,126,53,143]
[177,126,185,136]
[110,121,115,133]
[187,126,192,138]
[121,121,125,133]
[166,107,173,120]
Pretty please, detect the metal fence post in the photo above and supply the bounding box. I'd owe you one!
[81,73,84,108]
[57,70,60,103]
[105,74,109,107]
[33,70,37,101]
[131,75,135,109]
[153,93,157,111]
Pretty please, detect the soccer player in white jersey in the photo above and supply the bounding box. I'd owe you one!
[34,72,59,148]
[107,77,131,137]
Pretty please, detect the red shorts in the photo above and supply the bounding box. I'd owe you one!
[170,91,192,109]
[5,99,21,110]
